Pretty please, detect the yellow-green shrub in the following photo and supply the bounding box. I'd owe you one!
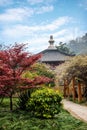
[27,87,62,118]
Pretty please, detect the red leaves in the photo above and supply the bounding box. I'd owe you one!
[20,54,41,69]
[0,43,52,97]
[33,76,52,85]
[19,76,52,89]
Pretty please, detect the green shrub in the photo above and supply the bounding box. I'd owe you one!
[17,89,34,110]
[17,91,29,110]
[27,87,62,118]
[23,63,56,87]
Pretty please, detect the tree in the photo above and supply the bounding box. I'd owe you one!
[56,42,75,55]
[56,61,70,85]
[56,55,87,100]
[0,43,51,111]
[68,33,87,54]
[64,56,87,82]
[0,43,5,50]
[29,63,55,87]
[60,56,87,100]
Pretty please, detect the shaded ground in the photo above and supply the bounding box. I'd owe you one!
[63,99,87,123]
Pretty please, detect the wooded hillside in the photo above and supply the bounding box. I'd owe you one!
[68,33,87,55]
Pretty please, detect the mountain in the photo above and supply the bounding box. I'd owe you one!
[68,33,87,55]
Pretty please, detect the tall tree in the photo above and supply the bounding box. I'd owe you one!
[23,63,55,87]
[0,43,51,111]
[68,33,87,54]
[56,42,75,55]
[59,56,87,100]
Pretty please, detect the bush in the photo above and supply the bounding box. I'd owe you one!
[27,87,62,118]
[31,63,56,87]
[17,89,34,110]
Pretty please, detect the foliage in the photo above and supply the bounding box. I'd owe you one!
[57,55,87,99]
[55,61,70,85]
[22,71,38,79]
[68,33,87,54]
[31,63,55,79]
[17,88,36,110]
[27,87,62,118]
[64,56,87,83]
[0,43,6,50]
[17,90,30,110]
[56,42,75,55]
[0,98,87,130]
[0,43,52,111]
[23,63,55,87]
[18,63,55,110]
[56,55,87,84]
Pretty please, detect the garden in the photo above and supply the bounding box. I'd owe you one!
[0,43,87,130]
[1,97,87,130]
[56,55,87,103]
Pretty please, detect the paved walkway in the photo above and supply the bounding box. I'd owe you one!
[62,99,87,123]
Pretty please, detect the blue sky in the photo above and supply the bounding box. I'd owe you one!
[0,0,87,53]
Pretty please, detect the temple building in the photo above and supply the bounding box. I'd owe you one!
[39,35,73,67]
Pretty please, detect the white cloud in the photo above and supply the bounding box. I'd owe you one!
[0,5,54,23]
[55,35,74,43]
[54,27,83,44]
[0,7,34,22]
[53,29,68,37]
[2,16,71,38]
[1,16,72,53]
[23,29,76,53]
[1,26,83,54]
[41,16,71,31]
[24,36,49,53]
[22,28,87,54]
[36,5,53,14]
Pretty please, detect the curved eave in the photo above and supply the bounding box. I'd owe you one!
[39,49,72,62]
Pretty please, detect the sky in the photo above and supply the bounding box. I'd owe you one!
[0,0,87,53]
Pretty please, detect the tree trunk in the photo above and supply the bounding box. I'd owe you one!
[67,86,70,99]
[66,79,69,99]
[10,95,13,111]
[84,83,87,101]
[64,79,66,97]
[78,82,82,103]
[72,77,76,101]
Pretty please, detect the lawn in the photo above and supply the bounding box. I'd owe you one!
[0,98,87,130]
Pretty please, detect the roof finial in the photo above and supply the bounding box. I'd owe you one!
[48,35,56,49]
[48,35,55,45]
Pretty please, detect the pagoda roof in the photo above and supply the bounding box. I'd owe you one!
[38,35,73,63]
[39,48,72,62]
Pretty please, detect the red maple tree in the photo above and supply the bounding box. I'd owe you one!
[0,44,51,111]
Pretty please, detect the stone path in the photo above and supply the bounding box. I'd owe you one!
[62,99,87,123]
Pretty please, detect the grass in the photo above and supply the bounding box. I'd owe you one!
[0,98,87,130]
